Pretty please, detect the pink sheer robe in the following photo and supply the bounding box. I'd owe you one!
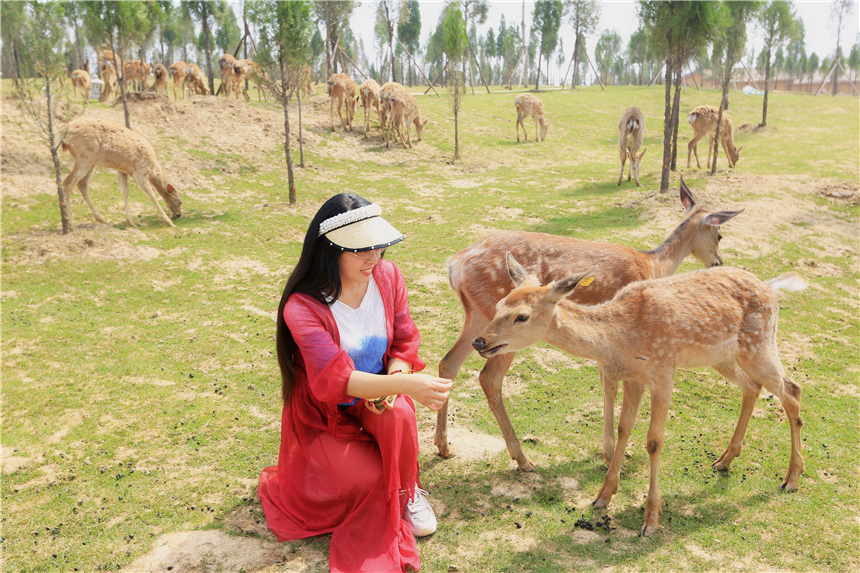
[259,259,427,573]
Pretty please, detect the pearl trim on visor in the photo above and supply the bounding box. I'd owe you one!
[318,204,382,237]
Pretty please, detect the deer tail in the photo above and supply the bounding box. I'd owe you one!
[766,272,808,293]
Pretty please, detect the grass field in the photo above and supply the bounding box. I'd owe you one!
[1,79,858,572]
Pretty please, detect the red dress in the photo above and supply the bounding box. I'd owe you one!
[258,259,427,573]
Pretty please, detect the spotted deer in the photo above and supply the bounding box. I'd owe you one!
[515,93,550,142]
[169,61,187,100]
[327,73,358,132]
[687,105,743,169]
[436,178,742,471]
[183,63,209,97]
[473,252,806,536]
[60,116,182,228]
[377,81,406,133]
[123,59,151,91]
[70,62,91,104]
[618,107,647,186]
[152,63,168,94]
[359,78,381,137]
[219,53,237,97]
[97,50,122,102]
[384,90,429,149]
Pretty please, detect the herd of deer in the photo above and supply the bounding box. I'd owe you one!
[59,61,802,537]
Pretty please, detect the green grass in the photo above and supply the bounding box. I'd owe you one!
[2,81,858,572]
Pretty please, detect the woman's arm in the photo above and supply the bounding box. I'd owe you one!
[347,370,452,412]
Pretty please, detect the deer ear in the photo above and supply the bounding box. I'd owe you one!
[549,270,594,302]
[704,209,743,226]
[679,176,696,211]
[166,184,177,195]
[638,147,647,160]
[505,252,530,287]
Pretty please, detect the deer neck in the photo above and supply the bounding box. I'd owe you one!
[646,213,698,278]
[544,303,616,364]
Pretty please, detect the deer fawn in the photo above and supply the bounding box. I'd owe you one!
[61,117,182,228]
[687,105,742,169]
[359,78,381,137]
[515,93,550,142]
[473,253,806,536]
[328,73,358,132]
[169,61,187,100]
[436,178,742,470]
[70,63,91,105]
[618,107,646,186]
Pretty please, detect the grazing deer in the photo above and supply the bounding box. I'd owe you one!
[123,59,151,91]
[436,179,742,470]
[97,50,122,103]
[359,78,381,137]
[232,59,271,102]
[515,93,550,142]
[70,64,91,104]
[218,53,237,98]
[377,81,405,133]
[618,107,647,186]
[152,63,168,94]
[327,73,358,132]
[60,117,182,228]
[385,91,429,149]
[687,105,742,169]
[183,63,209,97]
[473,253,806,536]
[169,61,187,100]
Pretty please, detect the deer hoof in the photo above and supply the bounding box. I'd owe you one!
[517,461,536,472]
[639,523,659,537]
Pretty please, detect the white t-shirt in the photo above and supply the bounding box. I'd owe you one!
[329,277,388,405]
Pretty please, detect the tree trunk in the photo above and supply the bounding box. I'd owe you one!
[203,15,215,95]
[572,32,581,89]
[670,65,682,171]
[535,51,541,90]
[43,61,71,234]
[298,91,304,168]
[282,70,296,205]
[760,46,771,127]
[111,36,131,129]
[832,47,841,96]
[660,37,673,193]
[711,105,725,175]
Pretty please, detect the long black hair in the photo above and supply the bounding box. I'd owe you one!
[277,193,372,403]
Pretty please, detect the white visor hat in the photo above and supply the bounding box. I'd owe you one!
[318,203,405,252]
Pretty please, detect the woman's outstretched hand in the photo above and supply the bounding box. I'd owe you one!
[404,373,453,411]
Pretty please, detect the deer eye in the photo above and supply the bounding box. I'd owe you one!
[514,314,529,324]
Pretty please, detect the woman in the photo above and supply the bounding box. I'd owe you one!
[259,193,453,573]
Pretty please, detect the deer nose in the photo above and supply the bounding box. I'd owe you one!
[472,338,486,352]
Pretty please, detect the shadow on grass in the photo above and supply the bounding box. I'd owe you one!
[530,205,645,238]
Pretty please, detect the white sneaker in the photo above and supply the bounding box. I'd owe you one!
[403,487,437,537]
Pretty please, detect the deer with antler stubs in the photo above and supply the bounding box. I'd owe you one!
[687,105,742,169]
[436,178,742,471]
[618,107,646,186]
[473,253,806,536]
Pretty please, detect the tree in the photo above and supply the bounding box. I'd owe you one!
[531,0,563,90]
[376,0,406,83]
[443,0,467,160]
[397,0,421,85]
[627,28,649,85]
[214,5,241,55]
[15,1,73,233]
[63,1,88,72]
[184,1,231,95]
[784,20,805,90]
[756,0,798,126]
[462,1,488,93]
[848,41,860,89]
[313,1,356,78]
[806,51,819,91]
[1,1,28,82]
[828,0,854,95]
[248,0,313,205]
[562,0,600,89]
[595,29,622,86]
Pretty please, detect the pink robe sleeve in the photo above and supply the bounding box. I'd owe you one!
[284,296,355,405]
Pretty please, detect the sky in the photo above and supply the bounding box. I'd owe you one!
[345,0,859,83]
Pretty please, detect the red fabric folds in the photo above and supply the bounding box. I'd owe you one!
[259,260,426,573]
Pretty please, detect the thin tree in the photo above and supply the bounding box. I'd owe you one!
[828,0,854,96]
[184,1,229,95]
[397,0,421,86]
[462,0,488,93]
[595,29,622,86]
[532,0,563,90]
[443,0,467,161]
[1,1,28,84]
[15,1,73,233]
[756,0,798,127]
[248,0,312,205]
[562,0,600,89]
[806,51,819,92]
[313,1,356,78]
[376,0,405,83]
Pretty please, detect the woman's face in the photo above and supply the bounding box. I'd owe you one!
[337,248,384,287]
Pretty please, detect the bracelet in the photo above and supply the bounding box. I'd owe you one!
[388,368,413,375]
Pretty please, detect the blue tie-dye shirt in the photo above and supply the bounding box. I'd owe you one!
[329,277,388,406]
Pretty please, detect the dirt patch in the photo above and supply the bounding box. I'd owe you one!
[6,225,161,265]
[419,427,507,462]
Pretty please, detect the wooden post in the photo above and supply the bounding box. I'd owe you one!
[649,63,664,87]
[740,61,759,90]
[338,46,368,81]
[579,37,604,91]
[395,36,440,97]
[425,61,448,94]
[686,64,700,90]
[561,47,576,89]
[466,36,491,94]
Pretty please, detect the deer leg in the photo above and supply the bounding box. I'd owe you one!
[61,163,88,226]
[132,171,176,227]
[739,353,804,492]
[712,361,762,470]
[534,117,540,143]
[688,137,702,169]
[594,380,644,509]
[76,166,108,225]
[599,365,620,465]
[330,96,336,132]
[640,377,674,537]
[116,172,137,227]
[722,139,734,168]
[617,150,627,186]
[479,352,532,471]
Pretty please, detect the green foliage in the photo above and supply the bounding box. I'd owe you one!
[595,29,622,84]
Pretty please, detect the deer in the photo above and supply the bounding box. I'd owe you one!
[515,93,550,142]
[473,252,806,536]
[60,116,182,228]
[232,59,271,102]
[687,105,743,169]
[152,63,168,95]
[436,178,743,472]
[97,50,122,103]
[183,63,209,97]
[327,73,358,132]
[70,62,91,105]
[618,107,647,187]
[359,78,381,137]
[123,59,151,91]
[384,90,429,149]
[377,81,406,133]
[218,53,237,98]
[169,61,187,100]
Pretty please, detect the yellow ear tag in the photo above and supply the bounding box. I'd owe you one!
[579,277,595,287]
